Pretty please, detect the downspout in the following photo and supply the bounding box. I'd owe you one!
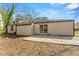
[31,17,35,35]
[73,20,75,36]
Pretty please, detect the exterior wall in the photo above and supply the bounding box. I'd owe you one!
[16,25,32,35]
[0,14,4,28]
[34,21,74,36]
[75,25,79,30]
[34,23,48,34]
[7,20,74,36]
[48,21,74,36]
[7,25,16,33]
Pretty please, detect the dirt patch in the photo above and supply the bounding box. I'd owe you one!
[0,35,79,56]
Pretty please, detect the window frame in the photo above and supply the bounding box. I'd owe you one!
[40,24,48,33]
[10,25,14,31]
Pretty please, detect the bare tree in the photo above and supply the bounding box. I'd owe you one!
[34,16,49,22]
[15,7,39,23]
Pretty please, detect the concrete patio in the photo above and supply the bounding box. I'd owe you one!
[23,35,79,45]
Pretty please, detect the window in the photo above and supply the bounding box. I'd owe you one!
[10,26,14,31]
[40,24,48,33]
[40,25,43,33]
[44,25,48,33]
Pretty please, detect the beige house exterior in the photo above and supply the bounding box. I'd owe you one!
[16,24,32,35]
[75,25,79,31]
[0,14,4,28]
[7,20,74,36]
[7,25,16,33]
[34,20,74,36]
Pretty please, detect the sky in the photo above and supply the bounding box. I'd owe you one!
[1,3,79,22]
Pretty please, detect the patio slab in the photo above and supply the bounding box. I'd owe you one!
[23,35,79,45]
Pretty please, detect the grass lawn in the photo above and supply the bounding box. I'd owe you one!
[0,27,5,35]
[75,31,79,37]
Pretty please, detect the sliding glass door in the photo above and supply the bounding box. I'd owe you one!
[40,24,48,33]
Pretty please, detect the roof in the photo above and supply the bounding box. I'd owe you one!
[15,22,32,26]
[15,20,74,25]
[34,20,74,24]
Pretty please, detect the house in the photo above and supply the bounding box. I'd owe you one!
[75,22,79,31]
[75,25,79,31]
[7,20,74,36]
[0,14,4,28]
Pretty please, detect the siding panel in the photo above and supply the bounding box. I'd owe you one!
[34,21,74,36]
[16,25,32,35]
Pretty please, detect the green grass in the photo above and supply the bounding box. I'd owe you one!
[0,27,5,35]
[75,31,79,37]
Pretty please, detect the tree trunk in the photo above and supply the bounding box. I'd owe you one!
[5,25,7,34]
